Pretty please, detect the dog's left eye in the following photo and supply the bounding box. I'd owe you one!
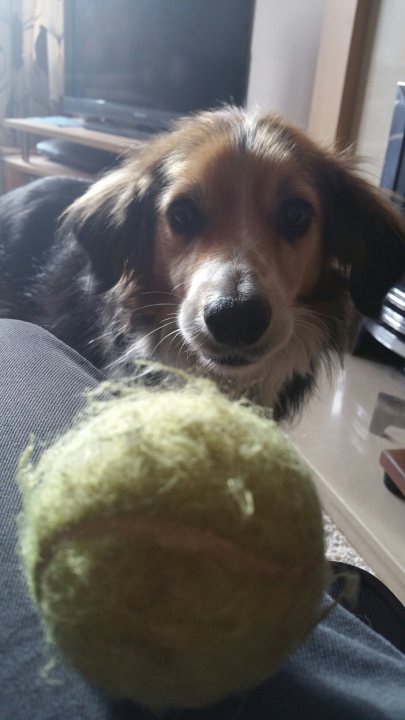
[167,198,204,236]
[277,199,314,240]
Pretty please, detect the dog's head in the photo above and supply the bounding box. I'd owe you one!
[65,107,405,415]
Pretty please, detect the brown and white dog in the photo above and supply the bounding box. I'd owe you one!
[0,107,404,419]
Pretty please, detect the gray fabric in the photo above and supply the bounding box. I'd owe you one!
[0,319,404,720]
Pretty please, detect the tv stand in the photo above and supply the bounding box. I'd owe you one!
[82,118,155,141]
[36,139,121,175]
[1,116,142,192]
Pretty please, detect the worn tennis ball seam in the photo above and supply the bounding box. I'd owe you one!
[34,513,320,601]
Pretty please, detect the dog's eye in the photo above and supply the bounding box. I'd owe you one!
[167,198,203,236]
[278,199,314,240]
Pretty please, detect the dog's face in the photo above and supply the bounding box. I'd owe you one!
[65,108,405,418]
[155,117,325,380]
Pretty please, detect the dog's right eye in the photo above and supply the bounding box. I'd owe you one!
[167,198,204,236]
[277,198,314,240]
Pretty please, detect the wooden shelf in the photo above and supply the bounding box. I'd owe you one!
[4,117,140,154]
[2,153,94,181]
[1,116,144,193]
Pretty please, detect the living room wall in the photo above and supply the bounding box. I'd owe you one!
[247,0,325,129]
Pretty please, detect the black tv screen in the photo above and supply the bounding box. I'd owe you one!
[64,0,255,134]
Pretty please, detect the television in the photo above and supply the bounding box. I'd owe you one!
[63,0,256,137]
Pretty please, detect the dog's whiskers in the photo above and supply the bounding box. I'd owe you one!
[171,282,186,295]
[153,329,182,359]
[86,321,125,347]
[293,317,341,357]
[127,302,178,314]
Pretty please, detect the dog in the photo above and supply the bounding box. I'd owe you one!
[0,107,404,420]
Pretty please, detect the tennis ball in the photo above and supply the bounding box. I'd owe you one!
[18,373,326,712]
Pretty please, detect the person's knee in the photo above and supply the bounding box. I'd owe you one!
[0,319,54,346]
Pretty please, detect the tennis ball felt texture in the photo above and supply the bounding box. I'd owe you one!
[18,376,326,712]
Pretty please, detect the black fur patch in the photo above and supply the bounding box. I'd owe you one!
[273,371,317,422]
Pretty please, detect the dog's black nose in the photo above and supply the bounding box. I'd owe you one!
[203,296,271,346]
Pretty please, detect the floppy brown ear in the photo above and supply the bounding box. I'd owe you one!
[319,156,405,318]
[61,156,159,292]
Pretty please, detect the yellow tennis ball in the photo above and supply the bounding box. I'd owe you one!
[18,374,326,712]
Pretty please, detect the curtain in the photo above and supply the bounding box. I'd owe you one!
[0,0,63,145]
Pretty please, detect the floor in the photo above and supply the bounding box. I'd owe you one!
[286,354,405,603]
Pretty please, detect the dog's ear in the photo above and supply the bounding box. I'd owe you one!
[61,156,158,292]
[318,155,405,318]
